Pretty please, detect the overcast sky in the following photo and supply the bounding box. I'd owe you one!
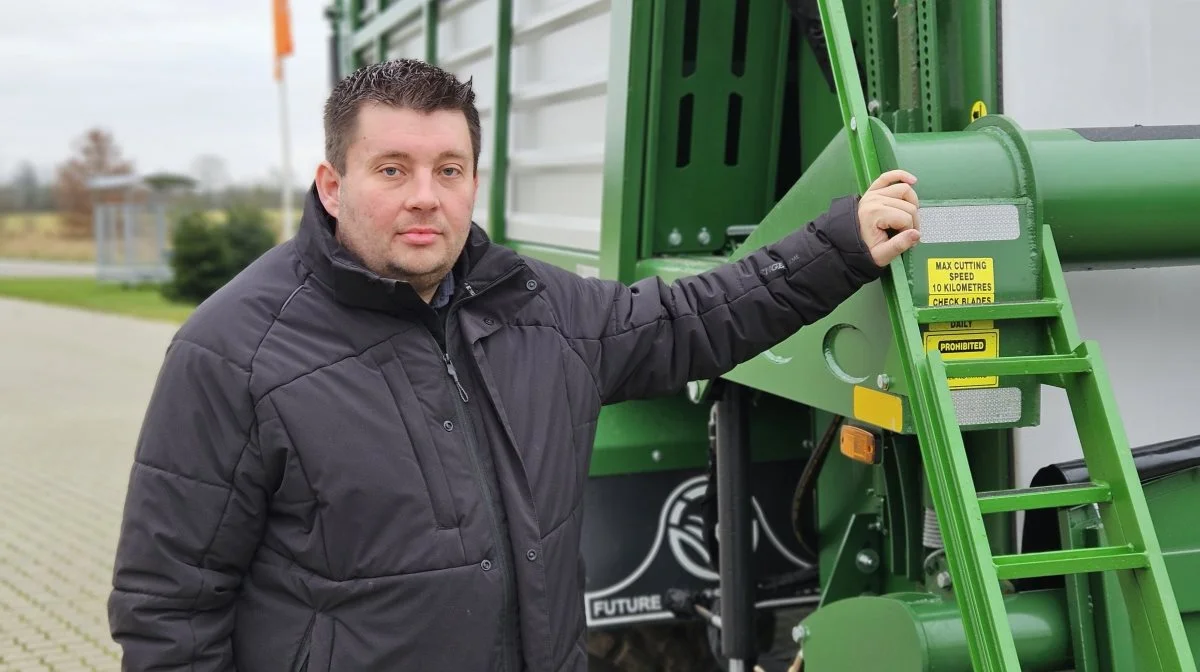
[0,0,331,188]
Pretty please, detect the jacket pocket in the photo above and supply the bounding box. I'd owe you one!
[377,355,460,531]
[291,613,315,672]
[294,613,335,672]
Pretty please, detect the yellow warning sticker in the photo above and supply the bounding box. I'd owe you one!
[970,100,988,122]
[928,258,995,306]
[924,329,1000,389]
[928,320,994,332]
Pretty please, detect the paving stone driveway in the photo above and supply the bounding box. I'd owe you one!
[0,297,178,671]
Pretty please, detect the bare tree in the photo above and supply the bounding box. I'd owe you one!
[55,128,135,238]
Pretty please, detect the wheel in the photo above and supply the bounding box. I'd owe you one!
[586,621,722,672]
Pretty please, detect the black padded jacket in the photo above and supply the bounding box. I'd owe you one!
[107,186,882,671]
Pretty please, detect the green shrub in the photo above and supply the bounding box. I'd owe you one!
[224,204,278,272]
[164,205,278,304]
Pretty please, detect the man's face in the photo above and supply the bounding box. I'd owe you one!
[316,102,477,300]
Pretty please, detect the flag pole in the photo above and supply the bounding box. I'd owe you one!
[273,0,295,240]
[278,61,294,240]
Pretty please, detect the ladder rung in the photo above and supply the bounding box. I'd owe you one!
[977,482,1111,514]
[993,546,1147,580]
[942,354,1092,379]
[915,299,1063,324]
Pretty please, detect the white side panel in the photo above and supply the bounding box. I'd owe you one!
[506,0,611,251]
[355,44,380,67]
[1002,0,1200,495]
[438,0,499,226]
[385,19,426,62]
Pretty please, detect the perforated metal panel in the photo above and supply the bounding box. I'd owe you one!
[918,204,1021,244]
[952,388,1023,426]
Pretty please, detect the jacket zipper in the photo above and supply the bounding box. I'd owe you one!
[428,270,523,672]
[447,361,515,672]
[437,337,516,672]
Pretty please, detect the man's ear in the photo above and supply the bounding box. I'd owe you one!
[315,161,342,219]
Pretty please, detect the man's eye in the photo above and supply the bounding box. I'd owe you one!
[382,167,399,176]
[441,167,461,177]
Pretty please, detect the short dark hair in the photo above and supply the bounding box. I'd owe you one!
[323,59,481,174]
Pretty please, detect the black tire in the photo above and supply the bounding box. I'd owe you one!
[586,621,722,672]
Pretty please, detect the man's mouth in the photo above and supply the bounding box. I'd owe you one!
[398,228,440,245]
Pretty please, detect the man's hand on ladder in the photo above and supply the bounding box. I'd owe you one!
[858,168,922,266]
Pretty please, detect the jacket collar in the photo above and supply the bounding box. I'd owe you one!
[294,183,529,316]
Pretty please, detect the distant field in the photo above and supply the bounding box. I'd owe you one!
[0,209,287,262]
[0,212,96,261]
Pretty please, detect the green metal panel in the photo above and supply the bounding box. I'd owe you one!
[1056,466,1200,669]
[661,114,1200,436]
[588,390,815,477]
[799,589,1073,671]
[964,429,1016,557]
[796,23,845,175]
[588,397,712,476]
[641,0,791,257]
[938,0,999,126]
[815,431,877,593]
[422,0,437,64]
[817,513,884,606]
[916,0,942,132]
[1027,127,1200,270]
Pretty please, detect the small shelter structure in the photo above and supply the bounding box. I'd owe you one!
[87,174,183,283]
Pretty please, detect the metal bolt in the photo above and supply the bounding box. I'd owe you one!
[876,374,891,390]
[651,450,662,462]
[792,624,808,643]
[697,227,711,245]
[668,229,683,246]
[855,549,879,573]
[936,571,952,589]
[850,116,858,131]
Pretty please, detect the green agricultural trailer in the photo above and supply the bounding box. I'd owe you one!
[324,0,1200,669]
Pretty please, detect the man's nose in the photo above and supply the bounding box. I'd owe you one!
[404,173,439,210]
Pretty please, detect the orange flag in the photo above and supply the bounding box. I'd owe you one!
[273,0,293,80]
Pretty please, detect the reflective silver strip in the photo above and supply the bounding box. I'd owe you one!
[919,204,1021,244]
[953,387,1022,425]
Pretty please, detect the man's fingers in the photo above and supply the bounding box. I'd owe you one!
[873,228,922,266]
[867,193,919,219]
[869,182,920,208]
[867,202,919,232]
[867,169,917,192]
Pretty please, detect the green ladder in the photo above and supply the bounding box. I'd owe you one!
[906,227,1194,671]
[815,1,1195,669]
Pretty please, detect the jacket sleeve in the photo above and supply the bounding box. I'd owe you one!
[108,338,269,670]
[561,195,884,405]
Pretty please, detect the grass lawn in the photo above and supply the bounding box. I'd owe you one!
[0,277,196,324]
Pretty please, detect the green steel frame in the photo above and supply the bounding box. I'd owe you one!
[326,3,1200,668]
[815,0,1194,669]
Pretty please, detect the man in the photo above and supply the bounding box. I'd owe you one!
[108,59,920,671]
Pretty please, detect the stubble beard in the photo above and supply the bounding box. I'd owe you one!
[336,192,452,298]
